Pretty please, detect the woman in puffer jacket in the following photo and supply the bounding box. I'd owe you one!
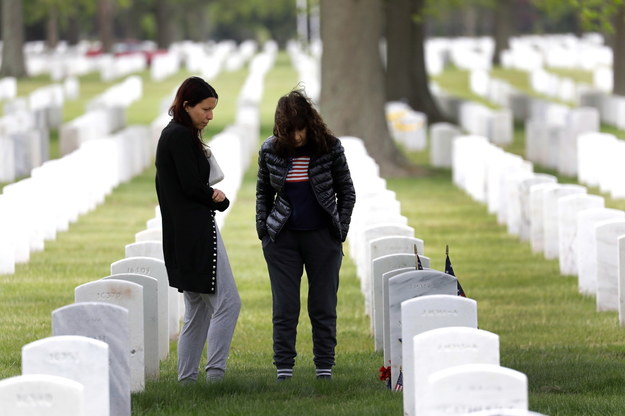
[256,88,356,382]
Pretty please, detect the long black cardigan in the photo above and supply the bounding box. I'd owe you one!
[155,120,229,294]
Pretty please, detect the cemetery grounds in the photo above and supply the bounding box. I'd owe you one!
[1,53,625,415]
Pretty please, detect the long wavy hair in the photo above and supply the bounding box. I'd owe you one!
[169,76,218,148]
[272,87,336,158]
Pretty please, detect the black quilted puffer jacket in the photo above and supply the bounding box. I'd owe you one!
[255,136,356,242]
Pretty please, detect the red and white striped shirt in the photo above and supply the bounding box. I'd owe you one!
[285,156,310,182]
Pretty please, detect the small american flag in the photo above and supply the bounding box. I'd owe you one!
[394,369,403,392]
[445,245,466,297]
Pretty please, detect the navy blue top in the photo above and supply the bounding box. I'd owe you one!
[284,144,330,230]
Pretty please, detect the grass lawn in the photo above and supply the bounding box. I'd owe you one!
[1,55,625,415]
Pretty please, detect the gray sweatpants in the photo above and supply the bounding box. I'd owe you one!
[177,226,241,382]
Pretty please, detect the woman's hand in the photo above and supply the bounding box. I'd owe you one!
[212,188,226,203]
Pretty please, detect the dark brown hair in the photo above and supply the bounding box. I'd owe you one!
[272,87,336,157]
[169,76,218,146]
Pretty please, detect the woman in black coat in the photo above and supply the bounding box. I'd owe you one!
[256,88,356,381]
[155,76,240,383]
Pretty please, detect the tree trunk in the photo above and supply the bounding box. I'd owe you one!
[613,3,625,96]
[463,5,478,36]
[409,0,448,123]
[492,0,513,66]
[385,0,412,102]
[97,0,114,53]
[0,0,27,77]
[46,5,59,51]
[119,3,142,40]
[156,0,174,49]
[319,0,411,176]
[66,15,80,46]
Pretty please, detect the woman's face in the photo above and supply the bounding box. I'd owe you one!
[186,97,218,130]
[293,128,307,147]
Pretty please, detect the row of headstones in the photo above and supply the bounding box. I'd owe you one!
[183,39,260,81]
[59,77,135,156]
[0,244,182,415]
[150,51,181,82]
[501,34,611,86]
[338,136,542,415]
[472,60,625,135]
[286,40,321,102]
[0,46,275,415]
[507,33,608,71]
[452,134,625,326]
[0,36,268,270]
[465,67,625,194]
[431,32,608,74]
[0,123,153,274]
[86,75,143,113]
[399,294,537,416]
[427,33,603,74]
[1,77,79,111]
[369,91,548,416]
[430,82,513,148]
[0,79,80,182]
[467,68,601,178]
[439,86,625,313]
[0,111,50,182]
[469,65,625,144]
[21,38,255,83]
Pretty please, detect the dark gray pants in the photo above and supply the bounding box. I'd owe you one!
[262,227,342,369]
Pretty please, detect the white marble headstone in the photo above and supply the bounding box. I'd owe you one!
[411,327,499,416]
[542,184,587,260]
[135,228,162,242]
[367,236,425,318]
[51,302,130,416]
[577,208,625,295]
[494,158,532,226]
[558,107,599,177]
[485,149,518,216]
[557,194,604,275]
[372,253,429,352]
[595,219,625,311]
[518,174,557,242]
[422,364,528,416]
[504,170,535,236]
[401,296,478,414]
[388,273,458,388]
[125,241,163,260]
[361,223,415,271]
[529,182,561,254]
[111,256,173,358]
[381,261,431,363]
[102,273,160,380]
[430,122,461,168]
[362,224,415,320]
[22,335,109,416]
[0,374,84,416]
[74,279,145,392]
